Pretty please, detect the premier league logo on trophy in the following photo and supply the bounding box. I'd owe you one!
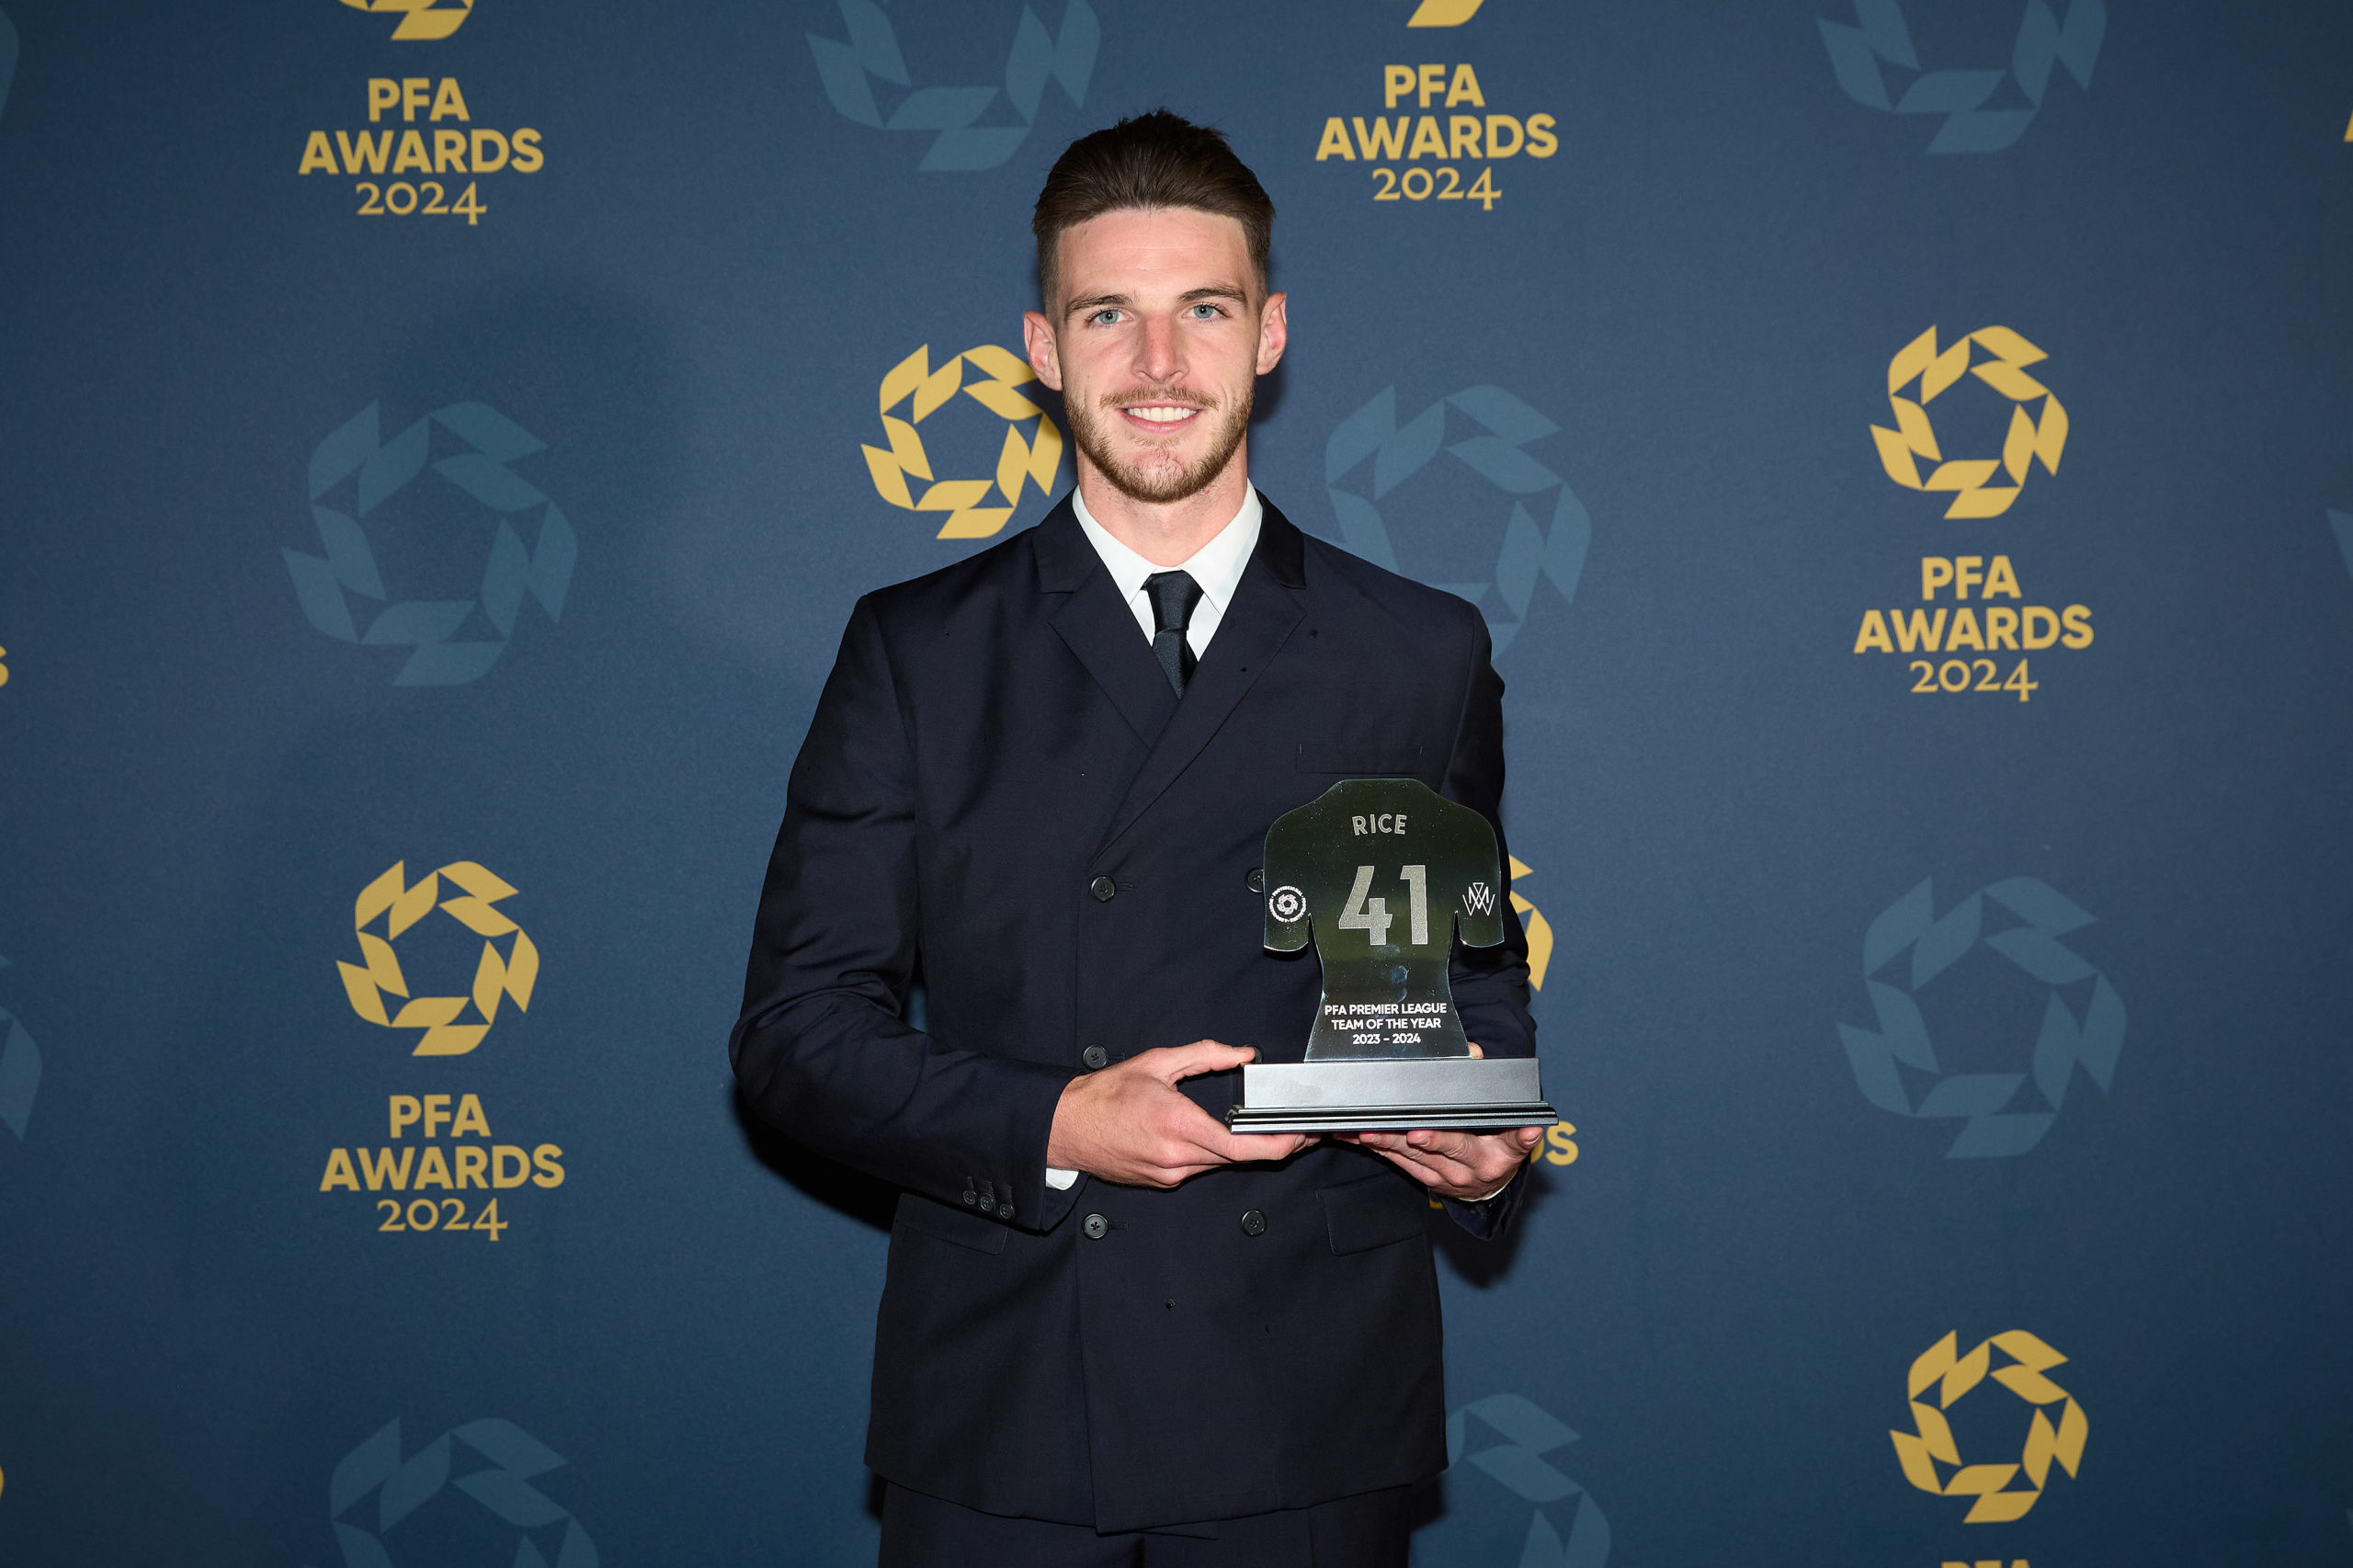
[1228,778,1558,1133]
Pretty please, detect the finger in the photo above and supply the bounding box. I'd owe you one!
[1467,1042,1484,1059]
[1364,1144,1450,1189]
[1163,1100,1312,1166]
[1202,1128,1320,1165]
[1438,1131,1529,1184]
[1148,1040,1260,1082]
[1357,1131,1478,1186]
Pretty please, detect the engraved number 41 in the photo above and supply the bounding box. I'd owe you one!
[1339,864,1429,948]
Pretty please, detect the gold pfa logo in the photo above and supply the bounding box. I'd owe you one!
[1871,327,2068,518]
[339,0,474,41]
[1506,855,1552,990]
[862,345,1064,540]
[1893,1331,2086,1523]
[1406,0,1483,23]
[337,861,537,1056]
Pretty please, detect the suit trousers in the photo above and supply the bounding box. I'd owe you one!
[877,1481,1414,1568]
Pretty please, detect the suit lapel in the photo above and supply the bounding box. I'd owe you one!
[1037,498,1181,746]
[1094,504,1310,858]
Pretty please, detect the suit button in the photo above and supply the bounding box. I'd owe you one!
[1082,1044,1108,1070]
[998,1199,1015,1221]
[1240,1209,1267,1237]
[961,1189,977,1207]
[1088,875,1117,902]
[1083,1212,1109,1240]
[1245,868,1264,893]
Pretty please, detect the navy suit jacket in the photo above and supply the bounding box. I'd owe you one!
[731,494,1536,1532]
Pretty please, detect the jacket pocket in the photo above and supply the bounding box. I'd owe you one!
[1319,1169,1427,1256]
[1296,739,1425,775]
[894,1190,1010,1255]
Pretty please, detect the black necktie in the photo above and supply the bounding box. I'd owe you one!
[1143,570,1203,697]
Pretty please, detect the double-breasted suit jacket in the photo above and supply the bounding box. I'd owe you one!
[732,494,1535,1533]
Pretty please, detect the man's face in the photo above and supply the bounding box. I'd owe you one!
[1024,207,1287,507]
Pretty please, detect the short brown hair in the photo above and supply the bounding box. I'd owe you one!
[1032,109,1275,308]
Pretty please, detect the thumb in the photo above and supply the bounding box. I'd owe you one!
[1151,1039,1259,1082]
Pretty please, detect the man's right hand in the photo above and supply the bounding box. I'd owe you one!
[1047,1040,1318,1188]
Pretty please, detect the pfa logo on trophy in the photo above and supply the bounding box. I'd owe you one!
[861,344,1065,540]
[282,402,575,686]
[338,0,475,42]
[1819,0,2103,153]
[306,1417,597,1568]
[1870,327,2068,519]
[1405,0,1485,25]
[1893,1331,2087,1523]
[337,861,538,1057]
[1838,876,2123,1157]
[1324,384,1589,657]
[806,0,1099,172]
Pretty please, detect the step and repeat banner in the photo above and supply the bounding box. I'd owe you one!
[2,1,2350,1563]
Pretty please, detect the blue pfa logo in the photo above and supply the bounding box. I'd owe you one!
[1445,1394,1610,1568]
[0,956,40,1142]
[1839,877,2125,1158]
[2326,507,2353,583]
[309,1417,597,1568]
[1324,386,1588,657]
[806,0,1099,172]
[282,403,575,687]
[1818,0,2104,153]
[0,7,17,127]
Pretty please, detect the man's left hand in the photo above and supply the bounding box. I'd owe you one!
[1333,1044,1541,1200]
[1336,1125,1539,1200]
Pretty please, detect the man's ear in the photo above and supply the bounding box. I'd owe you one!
[1256,291,1289,377]
[1023,311,1063,392]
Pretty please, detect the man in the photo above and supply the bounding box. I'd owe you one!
[732,110,1540,1566]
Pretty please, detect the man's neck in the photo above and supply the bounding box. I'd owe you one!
[1073,446,1252,568]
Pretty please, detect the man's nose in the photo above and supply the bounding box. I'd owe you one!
[1134,314,1184,385]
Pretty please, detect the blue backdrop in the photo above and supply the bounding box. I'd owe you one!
[3,2,2350,1563]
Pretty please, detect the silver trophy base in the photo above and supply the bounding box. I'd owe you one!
[1225,1055,1557,1133]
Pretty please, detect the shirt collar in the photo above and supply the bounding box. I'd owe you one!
[1070,483,1262,617]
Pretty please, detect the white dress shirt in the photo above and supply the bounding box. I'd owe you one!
[1043,484,1261,1192]
[1070,483,1263,657]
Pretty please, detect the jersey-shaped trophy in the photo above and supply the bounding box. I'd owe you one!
[1227,778,1559,1133]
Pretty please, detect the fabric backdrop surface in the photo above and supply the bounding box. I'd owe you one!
[0,1,2349,1564]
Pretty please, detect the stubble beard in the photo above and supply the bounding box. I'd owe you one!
[1065,381,1255,506]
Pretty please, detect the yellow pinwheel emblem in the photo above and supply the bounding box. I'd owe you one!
[1892,1330,2087,1523]
[336,861,538,1056]
[862,345,1064,540]
[337,0,474,42]
[1506,855,1552,991]
[1872,326,2068,518]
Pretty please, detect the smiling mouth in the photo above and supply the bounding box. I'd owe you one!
[1118,403,1204,426]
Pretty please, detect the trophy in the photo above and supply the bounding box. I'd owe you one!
[1225,777,1559,1134]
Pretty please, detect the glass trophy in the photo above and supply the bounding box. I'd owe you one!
[1226,778,1559,1134]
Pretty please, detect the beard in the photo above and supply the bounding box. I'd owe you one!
[1064,381,1254,506]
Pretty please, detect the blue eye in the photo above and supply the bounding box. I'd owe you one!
[1188,304,1223,319]
[1091,309,1125,325]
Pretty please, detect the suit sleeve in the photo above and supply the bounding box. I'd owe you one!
[1438,615,1540,1241]
[729,597,1076,1231]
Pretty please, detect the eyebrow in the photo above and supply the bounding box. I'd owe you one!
[1063,283,1252,320]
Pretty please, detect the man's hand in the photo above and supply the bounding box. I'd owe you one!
[1336,1044,1540,1201]
[1050,1040,1319,1188]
